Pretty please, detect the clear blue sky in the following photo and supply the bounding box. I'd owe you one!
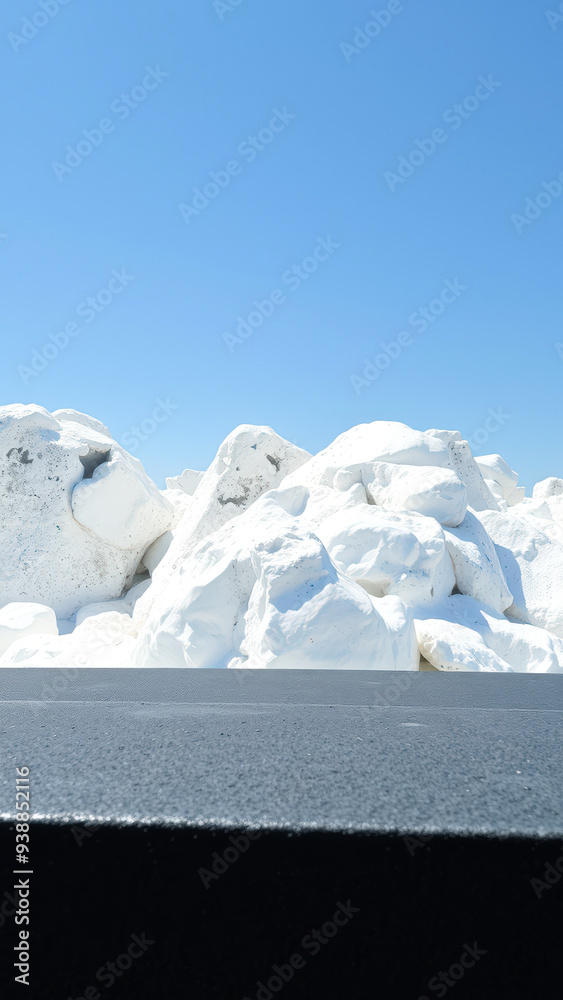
[2,0,561,489]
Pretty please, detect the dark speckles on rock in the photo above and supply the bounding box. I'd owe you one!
[218,485,251,507]
[7,447,33,464]
[1,404,176,619]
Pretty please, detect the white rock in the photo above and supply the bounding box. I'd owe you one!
[165,468,204,495]
[53,408,112,437]
[475,454,524,507]
[133,425,311,623]
[282,421,496,518]
[161,487,193,514]
[533,477,563,499]
[238,520,417,670]
[2,405,561,673]
[119,578,152,610]
[508,496,563,547]
[314,505,455,607]
[0,602,58,657]
[133,494,418,670]
[541,498,563,545]
[362,462,467,527]
[443,512,513,613]
[75,601,134,627]
[281,421,451,491]
[480,478,508,509]
[186,424,311,544]
[69,580,152,635]
[474,453,518,491]
[477,509,563,637]
[0,611,137,668]
[278,482,369,527]
[0,405,176,618]
[415,595,563,671]
[139,531,175,576]
[415,618,511,671]
[425,429,500,511]
[72,452,176,549]
[78,609,137,637]
[0,633,68,667]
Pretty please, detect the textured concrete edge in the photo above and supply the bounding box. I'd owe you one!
[1,816,561,841]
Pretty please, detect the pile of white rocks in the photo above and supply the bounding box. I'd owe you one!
[1,403,562,671]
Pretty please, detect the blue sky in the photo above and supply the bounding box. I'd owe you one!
[1,0,562,489]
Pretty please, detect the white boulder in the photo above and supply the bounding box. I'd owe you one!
[477,509,563,637]
[0,610,137,668]
[443,512,513,614]
[314,505,455,607]
[415,595,563,672]
[179,424,310,547]
[133,493,418,670]
[0,405,176,618]
[0,602,58,657]
[133,425,311,623]
[281,422,495,520]
[71,451,176,549]
[165,468,204,495]
[533,477,563,500]
[425,429,500,511]
[362,462,467,527]
[1,406,561,674]
[160,488,194,516]
[475,454,524,507]
[280,421,451,491]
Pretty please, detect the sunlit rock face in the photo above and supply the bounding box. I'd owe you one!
[0,410,561,672]
[0,405,175,619]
